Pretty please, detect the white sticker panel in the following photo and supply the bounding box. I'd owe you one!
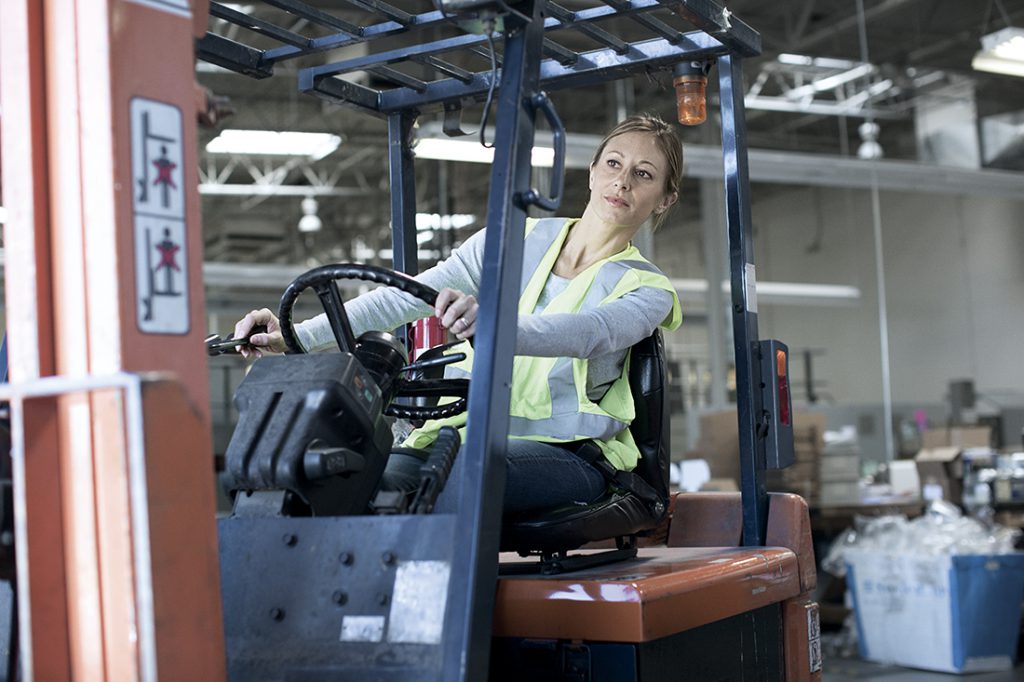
[744,262,758,314]
[340,615,386,643]
[130,98,189,334]
[126,0,191,18]
[131,98,185,219]
[387,560,450,644]
[807,603,822,673]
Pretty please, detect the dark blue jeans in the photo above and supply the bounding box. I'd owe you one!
[381,438,607,515]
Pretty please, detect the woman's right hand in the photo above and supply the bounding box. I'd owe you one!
[435,288,479,340]
[234,308,287,359]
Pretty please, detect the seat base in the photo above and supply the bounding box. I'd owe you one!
[499,544,638,576]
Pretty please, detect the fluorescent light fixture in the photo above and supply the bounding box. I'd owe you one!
[670,279,861,305]
[786,63,875,100]
[777,53,813,66]
[777,53,859,70]
[972,27,1024,78]
[413,137,554,167]
[415,213,477,230]
[206,130,342,160]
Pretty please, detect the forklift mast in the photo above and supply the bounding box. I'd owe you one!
[0,0,804,680]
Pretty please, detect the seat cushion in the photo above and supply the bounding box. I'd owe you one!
[500,491,656,554]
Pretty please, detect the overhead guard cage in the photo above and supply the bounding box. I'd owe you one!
[201,1,767,678]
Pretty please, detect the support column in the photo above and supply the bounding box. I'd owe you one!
[0,2,70,679]
[700,177,729,409]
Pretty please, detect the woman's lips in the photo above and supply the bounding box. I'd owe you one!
[605,195,629,208]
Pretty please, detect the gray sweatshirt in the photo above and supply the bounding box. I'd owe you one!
[295,225,675,401]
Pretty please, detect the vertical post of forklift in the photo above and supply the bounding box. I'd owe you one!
[718,54,769,546]
[0,0,225,678]
[0,2,70,679]
[443,1,547,678]
[389,110,420,278]
[389,110,420,347]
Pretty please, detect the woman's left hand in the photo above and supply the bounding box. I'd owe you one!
[435,288,479,340]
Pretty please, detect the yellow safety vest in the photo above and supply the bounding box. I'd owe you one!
[405,217,681,470]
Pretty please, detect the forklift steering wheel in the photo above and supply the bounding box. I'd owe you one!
[277,263,469,421]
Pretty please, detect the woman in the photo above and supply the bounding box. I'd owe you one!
[233,113,683,515]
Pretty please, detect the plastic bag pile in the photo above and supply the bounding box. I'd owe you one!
[822,500,1021,577]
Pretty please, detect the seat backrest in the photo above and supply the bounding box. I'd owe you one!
[626,329,670,508]
[498,330,671,556]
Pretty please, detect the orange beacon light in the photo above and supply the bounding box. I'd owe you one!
[673,60,712,126]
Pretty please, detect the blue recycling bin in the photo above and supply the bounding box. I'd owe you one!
[846,551,1024,673]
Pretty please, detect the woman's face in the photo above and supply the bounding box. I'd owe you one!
[587,130,677,229]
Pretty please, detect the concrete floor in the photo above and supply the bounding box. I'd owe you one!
[823,657,1024,681]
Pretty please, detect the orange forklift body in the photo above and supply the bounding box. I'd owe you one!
[494,493,822,681]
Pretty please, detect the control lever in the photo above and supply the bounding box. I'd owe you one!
[205,325,267,356]
[400,351,467,375]
[410,426,461,514]
[399,339,469,374]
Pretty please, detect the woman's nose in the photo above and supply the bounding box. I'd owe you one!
[614,171,630,189]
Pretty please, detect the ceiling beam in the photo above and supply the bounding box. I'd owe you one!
[789,0,928,52]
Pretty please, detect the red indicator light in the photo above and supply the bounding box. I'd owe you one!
[776,349,791,426]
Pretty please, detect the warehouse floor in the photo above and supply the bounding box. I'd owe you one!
[823,657,1024,680]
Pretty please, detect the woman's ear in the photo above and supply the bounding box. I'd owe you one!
[654,190,679,215]
[588,163,594,190]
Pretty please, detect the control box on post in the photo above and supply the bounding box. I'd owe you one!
[760,339,794,470]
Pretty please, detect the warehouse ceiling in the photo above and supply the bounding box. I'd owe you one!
[193,0,1024,272]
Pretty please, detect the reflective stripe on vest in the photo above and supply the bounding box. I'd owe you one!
[404,217,682,470]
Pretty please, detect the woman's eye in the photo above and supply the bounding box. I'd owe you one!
[636,169,652,179]
[606,159,620,167]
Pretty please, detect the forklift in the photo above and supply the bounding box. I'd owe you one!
[0,0,819,679]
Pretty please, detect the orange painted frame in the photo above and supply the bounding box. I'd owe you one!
[0,2,71,677]
[0,0,224,678]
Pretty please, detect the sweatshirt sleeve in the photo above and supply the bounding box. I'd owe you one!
[294,225,676,359]
[294,228,487,352]
[514,286,675,358]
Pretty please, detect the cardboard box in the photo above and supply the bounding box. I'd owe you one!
[921,426,991,450]
[688,409,827,487]
[819,452,861,481]
[915,447,964,503]
[846,551,1024,673]
[688,410,742,485]
[888,460,921,498]
[778,460,817,483]
[793,412,827,445]
[818,480,860,506]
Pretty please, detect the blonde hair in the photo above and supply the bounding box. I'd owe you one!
[590,113,683,231]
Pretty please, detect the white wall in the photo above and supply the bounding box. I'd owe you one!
[663,182,1024,407]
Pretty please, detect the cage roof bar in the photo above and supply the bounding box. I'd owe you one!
[209,3,312,49]
[547,3,630,54]
[300,30,726,113]
[255,0,363,36]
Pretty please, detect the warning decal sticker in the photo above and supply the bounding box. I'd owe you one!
[130,98,190,334]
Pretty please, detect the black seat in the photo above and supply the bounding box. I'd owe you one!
[499,330,670,560]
